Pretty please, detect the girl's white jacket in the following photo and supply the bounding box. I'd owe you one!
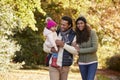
[43,27,59,51]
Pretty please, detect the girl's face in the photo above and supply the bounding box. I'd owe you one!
[50,26,57,32]
[77,20,85,31]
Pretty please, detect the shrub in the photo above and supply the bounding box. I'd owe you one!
[12,27,46,67]
[97,45,117,68]
[106,54,120,71]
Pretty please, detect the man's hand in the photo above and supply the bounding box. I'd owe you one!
[51,47,58,53]
[56,40,64,47]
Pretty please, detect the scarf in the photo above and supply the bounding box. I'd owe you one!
[60,28,72,43]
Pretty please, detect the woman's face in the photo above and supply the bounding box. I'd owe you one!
[77,20,85,31]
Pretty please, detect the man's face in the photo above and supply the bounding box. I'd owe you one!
[60,20,70,32]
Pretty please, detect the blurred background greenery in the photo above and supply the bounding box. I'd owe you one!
[0,0,120,71]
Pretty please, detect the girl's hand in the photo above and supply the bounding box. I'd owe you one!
[51,47,58,53]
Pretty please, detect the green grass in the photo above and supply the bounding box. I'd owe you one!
[97,74,110,80]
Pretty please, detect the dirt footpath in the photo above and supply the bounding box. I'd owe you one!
[0,70,81,80]
[1,69,119,80]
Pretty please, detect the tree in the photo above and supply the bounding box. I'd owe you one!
[1,0,119,69]
[0,1,21,71]
[41,0,120,68]
[0,0,46,69]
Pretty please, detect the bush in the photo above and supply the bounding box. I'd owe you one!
[106,54,120,71]
[97,43,120,69]
[12,27,46,67]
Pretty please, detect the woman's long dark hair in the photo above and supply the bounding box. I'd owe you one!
[75,16,91,44]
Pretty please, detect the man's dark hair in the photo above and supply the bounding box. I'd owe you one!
[62,16,73,27]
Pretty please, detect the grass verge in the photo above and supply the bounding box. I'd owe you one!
[97,74,110,80]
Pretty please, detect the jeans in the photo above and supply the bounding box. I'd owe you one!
[79,62,98,80]
[52,53,58,58]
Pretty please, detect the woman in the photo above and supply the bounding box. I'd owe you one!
[74,16,98,80]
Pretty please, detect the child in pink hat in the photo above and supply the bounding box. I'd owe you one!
[43,17,59,67]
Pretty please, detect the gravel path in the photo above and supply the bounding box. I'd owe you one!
[0,70,81,80]
[1,69,119,80]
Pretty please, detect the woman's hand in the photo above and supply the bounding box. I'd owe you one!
[72,42,80,52]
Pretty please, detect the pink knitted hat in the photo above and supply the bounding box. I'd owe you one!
[46,19,57,29]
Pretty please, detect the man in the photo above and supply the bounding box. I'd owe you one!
[43,16,78,80]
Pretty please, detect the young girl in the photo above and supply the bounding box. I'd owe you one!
[43,17,59,67]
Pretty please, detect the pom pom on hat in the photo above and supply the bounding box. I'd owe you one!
[47,20,57,29]
[46,17,57,29]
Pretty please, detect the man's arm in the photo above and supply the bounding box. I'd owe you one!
[56,36,78,55]
[63,43,78,55]
[63,36,78,55]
